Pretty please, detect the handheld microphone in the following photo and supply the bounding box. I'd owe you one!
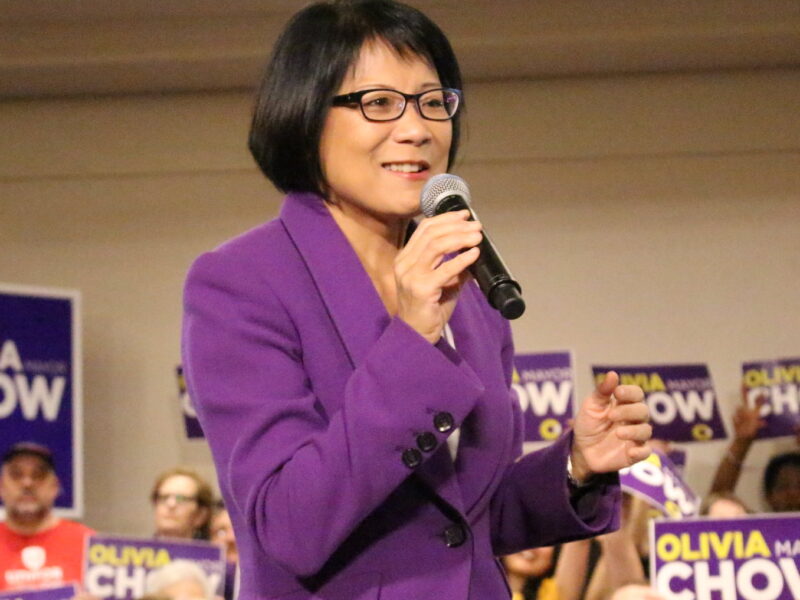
[420,174,525,320]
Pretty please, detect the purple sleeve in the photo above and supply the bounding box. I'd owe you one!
[182,250,485,577]
[488,322,621,555]
[489,433,621,555]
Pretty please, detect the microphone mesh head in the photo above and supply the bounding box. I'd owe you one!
[420,174,472,217]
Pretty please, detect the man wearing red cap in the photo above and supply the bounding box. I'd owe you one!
[0,442,94,591]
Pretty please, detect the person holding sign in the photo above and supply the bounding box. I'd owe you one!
[181,1,652,598]
[0,443,94,591]
[710,390,800,512]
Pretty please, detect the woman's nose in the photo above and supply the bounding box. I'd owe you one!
[391,102,432,145]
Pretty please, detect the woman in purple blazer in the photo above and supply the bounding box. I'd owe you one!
[181,2,652,598]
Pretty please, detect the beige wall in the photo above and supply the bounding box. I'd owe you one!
[1,67,799,534]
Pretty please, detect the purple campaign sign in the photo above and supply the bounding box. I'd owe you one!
[176,365,204,439]
[0,585,77,600]
[592,364,726,442]
[0,285,82,517]
[651,513,800,600]
[512,351,574,442]
[742,358,800,440]
[83,535,225,600]
[620,450,700,518]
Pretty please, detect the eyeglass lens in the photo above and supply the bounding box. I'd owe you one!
[360,89,459,121]
[155,493,197,505]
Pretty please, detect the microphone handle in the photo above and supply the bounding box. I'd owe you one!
[434,195,526,320]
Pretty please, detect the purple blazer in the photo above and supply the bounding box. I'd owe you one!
[182,192,620,600]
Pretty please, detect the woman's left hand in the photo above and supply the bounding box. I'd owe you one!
[570,371,652,483]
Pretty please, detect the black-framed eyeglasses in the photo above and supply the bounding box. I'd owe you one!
[331,87,461,122]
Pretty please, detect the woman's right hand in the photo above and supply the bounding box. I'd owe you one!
[394,209,482,343]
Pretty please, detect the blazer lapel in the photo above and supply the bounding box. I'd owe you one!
[447,288,515,517]
[280,193,390,370]
[280,193,504,517]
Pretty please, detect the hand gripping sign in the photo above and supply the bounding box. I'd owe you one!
[592,364,727,443]
[651,513,800,600]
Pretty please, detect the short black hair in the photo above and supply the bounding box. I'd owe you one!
[248,0,463,196]
[763,450,800,496]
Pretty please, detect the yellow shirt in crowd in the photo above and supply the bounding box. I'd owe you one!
[511,577,559,600]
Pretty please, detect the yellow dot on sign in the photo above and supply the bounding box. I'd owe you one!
[512,368,520,384]
[539,418,562,440]
[692,423,713,441]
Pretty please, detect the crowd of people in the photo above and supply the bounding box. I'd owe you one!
[2,403,797,599]
[0,443,238,600]
[499,412,800,600]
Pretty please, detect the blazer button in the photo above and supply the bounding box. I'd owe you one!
[402,448,423,469]
[416,432,437,452]
[443,523,467,548]
[433,411,454,433]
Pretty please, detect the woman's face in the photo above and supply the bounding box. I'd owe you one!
[706,498,747,519]
[502,547,555,578]
[153,474,208,539]
[211,509,238,563]
[319,39,452,226]
[767,464,800,512]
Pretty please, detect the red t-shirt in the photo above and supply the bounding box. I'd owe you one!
[0,519,94,591]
